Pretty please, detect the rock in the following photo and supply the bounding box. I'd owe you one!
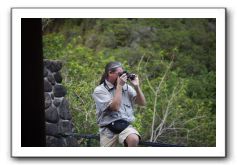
[44,93,52,109]
[53,98,62,107]
[46,136,67,147]
[45,106,59,123]
[53,72,62,83]
[51,93,54,100]
[45,60,62,72]
[44,78,52,92]
[58,120,72,135]
[58,98,72,120]
[44,59,77,147]
[53,84,67,97]
[47,73,56,85]
[43,67,48,77]
[66,136,80,147]
[45,122,58,136]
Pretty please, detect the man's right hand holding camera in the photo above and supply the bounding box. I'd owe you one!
[117,73,127,87]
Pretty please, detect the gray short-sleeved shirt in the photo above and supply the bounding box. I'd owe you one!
[92,80,137,127]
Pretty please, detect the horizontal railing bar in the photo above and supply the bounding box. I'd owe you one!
[56,133,184,147]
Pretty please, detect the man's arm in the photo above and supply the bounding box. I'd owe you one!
[134,85,146,106]
[109,84,123,111]
[109,74,127,111]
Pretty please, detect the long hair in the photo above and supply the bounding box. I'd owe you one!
[99,61,122,84]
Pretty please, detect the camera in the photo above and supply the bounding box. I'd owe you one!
[119,71,136,81]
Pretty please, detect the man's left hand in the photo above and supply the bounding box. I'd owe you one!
[130,75,139,87]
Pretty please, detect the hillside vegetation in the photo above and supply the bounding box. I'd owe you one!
[43,18,216,146]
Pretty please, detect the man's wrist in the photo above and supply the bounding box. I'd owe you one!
[117,83,123,89]
[134,85,140,90]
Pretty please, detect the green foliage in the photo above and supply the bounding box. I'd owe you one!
[43,18,216,147]
[43,33,66,59]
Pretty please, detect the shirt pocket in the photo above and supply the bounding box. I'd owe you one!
[110,111,120,118]
[123,103,133,117]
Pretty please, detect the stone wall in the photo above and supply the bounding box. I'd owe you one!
[44,59,79,147]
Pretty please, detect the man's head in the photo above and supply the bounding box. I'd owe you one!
[105,62,124,84]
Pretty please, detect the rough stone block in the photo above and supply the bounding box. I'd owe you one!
[43,67,48,77]
[58,120,72,135]
[46,136,67,147]
[66,136,80,147]
[53,84,67,97]
[45,122,58,136]
[45,60,62,72]
[53,98,63,107]
[58,98,72,120]
[47,73,56,85]
[44,78,52,92]
[54,72,62,83]
[45,106,59,123]
[44,92,52,109]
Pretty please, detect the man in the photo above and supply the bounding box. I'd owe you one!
[92,61,146,147]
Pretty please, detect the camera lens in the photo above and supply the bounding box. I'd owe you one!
[128,73,136,80]
[119,71,135,80]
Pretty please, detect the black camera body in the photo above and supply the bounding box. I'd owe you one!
[119,71,136,81]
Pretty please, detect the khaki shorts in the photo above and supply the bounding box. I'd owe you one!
[99,125,140,147]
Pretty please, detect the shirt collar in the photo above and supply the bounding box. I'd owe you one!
[105,79,115,90]
[104,79,128,91]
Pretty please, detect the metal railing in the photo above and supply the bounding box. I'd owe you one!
[58,133,184,147]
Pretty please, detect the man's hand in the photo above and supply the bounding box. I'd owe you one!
[117,73,127,87]
[130,75,139,87]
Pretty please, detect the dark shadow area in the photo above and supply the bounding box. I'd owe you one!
[21,18,45,147]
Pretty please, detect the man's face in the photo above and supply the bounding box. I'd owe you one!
[109,67,124,83]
